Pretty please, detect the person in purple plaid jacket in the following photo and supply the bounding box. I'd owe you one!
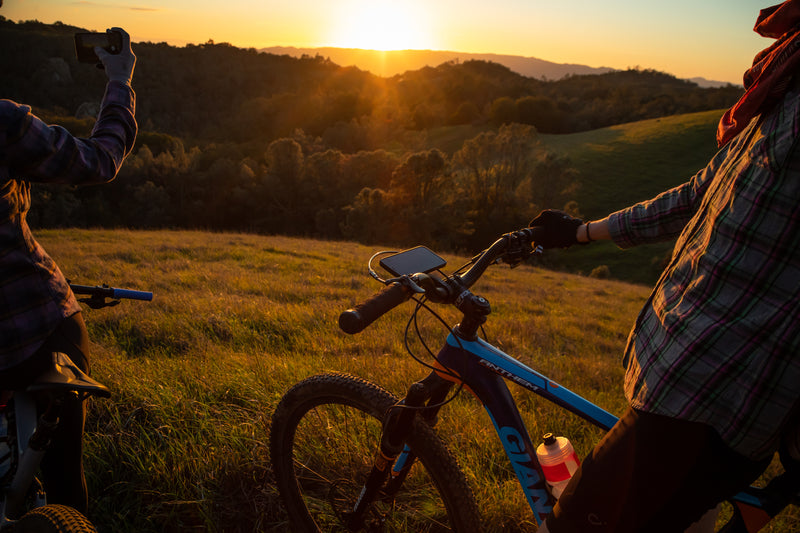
[0,26,137,514]
[533,2,800,532]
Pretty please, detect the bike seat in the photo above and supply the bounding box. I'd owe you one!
[25,352,111,398]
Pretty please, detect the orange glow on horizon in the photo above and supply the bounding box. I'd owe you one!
[0,0,767,85]
[329,0,437,51]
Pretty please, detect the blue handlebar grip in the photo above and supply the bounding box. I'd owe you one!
[111,288,153,301]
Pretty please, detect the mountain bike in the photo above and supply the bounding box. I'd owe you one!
[0,283,152,532]
[269,227,799,532]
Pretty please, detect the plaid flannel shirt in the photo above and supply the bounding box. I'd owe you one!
[0,81,136,370]
[608,84,800,460]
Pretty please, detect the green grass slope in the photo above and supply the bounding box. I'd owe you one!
[34,228,795,532]
[538,109,725,285]
[541,109,724,217]
[423,110,726,285]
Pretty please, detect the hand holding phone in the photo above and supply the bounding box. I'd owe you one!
[75,28,136,85]
[74,30,122,64]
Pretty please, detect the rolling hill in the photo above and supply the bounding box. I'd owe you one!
[311,107,725,286]
[262,46,735,87]
[540,108,724,284]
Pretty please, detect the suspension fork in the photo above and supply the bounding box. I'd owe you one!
[383,372,453,496]
[4,392,67,519]
[344,372,454,529]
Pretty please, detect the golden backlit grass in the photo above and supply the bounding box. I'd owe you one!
[37,228,797,532]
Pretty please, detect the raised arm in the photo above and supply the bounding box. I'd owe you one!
[0,28,137,186]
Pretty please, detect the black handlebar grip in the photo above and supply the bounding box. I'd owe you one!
[339,282,412,334]
[526,225,546,242]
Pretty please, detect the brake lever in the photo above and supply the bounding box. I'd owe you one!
[501,230,544,268]
[501,233,531,267]
[78,295,121,309]
[384,275,426,295]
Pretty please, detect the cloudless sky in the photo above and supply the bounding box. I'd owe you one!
[3,0,779,84]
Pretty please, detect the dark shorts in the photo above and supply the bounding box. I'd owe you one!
[0,312,90,390]
[545,407,770,533]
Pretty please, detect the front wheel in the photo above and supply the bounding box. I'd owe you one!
[13,505,96,533]
[269,372,482,532]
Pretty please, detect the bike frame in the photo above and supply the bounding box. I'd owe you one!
[0,283,152,529]
[339,233,793,531]
[405,330,776,527]
[0,392,46,527]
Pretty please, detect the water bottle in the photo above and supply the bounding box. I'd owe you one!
[536,432,580,499]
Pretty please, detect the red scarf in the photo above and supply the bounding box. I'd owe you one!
[717,0,800,146]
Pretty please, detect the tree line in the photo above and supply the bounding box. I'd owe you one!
[29,123,578,251]
[1,17,742,252]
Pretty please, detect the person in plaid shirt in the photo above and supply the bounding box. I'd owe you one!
[534,2,800,532]
[0,27,136,514]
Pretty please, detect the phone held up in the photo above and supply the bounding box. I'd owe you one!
[74,30,122,64]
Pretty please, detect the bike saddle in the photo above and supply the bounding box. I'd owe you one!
[25,352,111,398]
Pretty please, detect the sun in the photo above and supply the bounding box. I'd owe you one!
[332,1,434,51]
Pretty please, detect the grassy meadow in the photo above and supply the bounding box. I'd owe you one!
[36,228,797,532]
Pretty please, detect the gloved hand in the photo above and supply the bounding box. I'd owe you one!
[96,27,136,85]
[529,209,584,248]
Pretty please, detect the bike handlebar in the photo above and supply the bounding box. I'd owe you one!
[111,288,153,301]
[456,227,544,288]
[338,226,546,334]
[339,282,412,334]
[70,284,153,301]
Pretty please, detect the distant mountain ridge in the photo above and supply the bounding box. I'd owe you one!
[262,46,613,80]
[261,47,734,87]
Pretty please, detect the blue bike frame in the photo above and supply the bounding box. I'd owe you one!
[433,333,616,525]
[389,331,769,527]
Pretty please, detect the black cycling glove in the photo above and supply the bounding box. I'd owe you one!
[529,209,584,248]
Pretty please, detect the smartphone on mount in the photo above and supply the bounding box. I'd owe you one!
[74,30,122,64]
[379,246,447,277]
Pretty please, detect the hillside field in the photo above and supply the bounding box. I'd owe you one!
[422,108,726,286]
[540,108,726,285]
[36,229,797,532]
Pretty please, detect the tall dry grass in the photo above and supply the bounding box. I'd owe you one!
[36,228,796,532]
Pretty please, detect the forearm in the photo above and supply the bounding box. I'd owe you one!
[88,80,138,178]
[581,177,708,248]
[576,217,611,243]
[577,201,691,248]
[4,81,136,185]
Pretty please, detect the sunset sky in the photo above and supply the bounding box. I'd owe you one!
[3,0,777,84]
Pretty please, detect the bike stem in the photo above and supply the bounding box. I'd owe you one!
[453,290,491,341]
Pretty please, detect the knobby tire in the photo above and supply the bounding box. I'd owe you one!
[13,504,96,533]
[270,372,482,532]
